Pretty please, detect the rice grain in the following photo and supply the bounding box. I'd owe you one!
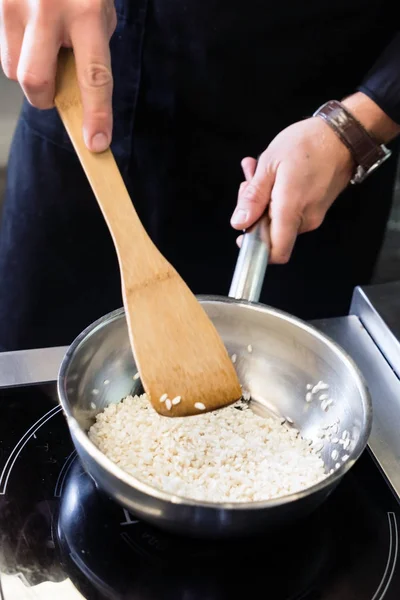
[88,394,327,503]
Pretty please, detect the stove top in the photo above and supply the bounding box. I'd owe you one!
[1,382,400,600]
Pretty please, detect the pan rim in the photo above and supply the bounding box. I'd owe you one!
[57,297,373,511]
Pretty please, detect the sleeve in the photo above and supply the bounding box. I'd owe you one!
[357,32,400,125]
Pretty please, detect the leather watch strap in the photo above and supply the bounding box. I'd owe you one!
[313,100,391,184]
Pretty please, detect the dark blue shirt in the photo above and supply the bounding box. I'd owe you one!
[115,0,400,144]
[359,33,400,123]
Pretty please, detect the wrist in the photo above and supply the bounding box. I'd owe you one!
[313,98,393,184]
[341,92,400,145]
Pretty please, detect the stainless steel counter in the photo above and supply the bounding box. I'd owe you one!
[0,281,399,500]
[350,281,400,379]
[314,282,400,500]
[312,314,400,499]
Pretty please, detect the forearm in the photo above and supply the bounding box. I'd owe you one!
[342,92,400,145]
[345,31,400,143]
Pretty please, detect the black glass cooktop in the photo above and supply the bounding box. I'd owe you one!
[0,383,399,600]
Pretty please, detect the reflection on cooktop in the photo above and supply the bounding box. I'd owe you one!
[58,456,331,600]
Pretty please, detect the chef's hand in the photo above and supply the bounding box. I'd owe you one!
[231,92,400,264]
[0,0,116,152]
[231,117,354,264]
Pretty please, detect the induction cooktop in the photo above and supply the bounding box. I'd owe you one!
[0,382,399,600]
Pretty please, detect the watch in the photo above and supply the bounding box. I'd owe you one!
[313,100,392,184]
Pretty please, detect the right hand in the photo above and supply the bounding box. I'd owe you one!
[0,0,117,152]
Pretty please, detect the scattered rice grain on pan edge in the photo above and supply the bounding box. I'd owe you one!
[88,394,327,503]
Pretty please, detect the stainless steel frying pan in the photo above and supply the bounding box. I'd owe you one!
[57,218,372,538]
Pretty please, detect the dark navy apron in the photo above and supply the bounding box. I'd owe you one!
[0,0,397,350]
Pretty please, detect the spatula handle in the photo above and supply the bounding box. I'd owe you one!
[54,48,164,281]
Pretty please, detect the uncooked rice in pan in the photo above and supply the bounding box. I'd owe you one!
[88,394,327,503]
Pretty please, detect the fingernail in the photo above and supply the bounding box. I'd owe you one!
[231,208,249,226]
[90,132,109,152]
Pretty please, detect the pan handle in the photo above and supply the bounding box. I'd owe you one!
[228,213,270,303]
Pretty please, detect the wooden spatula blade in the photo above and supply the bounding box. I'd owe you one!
[123,266,242,416]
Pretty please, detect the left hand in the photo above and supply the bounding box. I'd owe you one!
[230,117,355,263]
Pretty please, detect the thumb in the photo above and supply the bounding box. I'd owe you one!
[231,158,274,230]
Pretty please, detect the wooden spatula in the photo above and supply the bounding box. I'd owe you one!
[54,49,242,417]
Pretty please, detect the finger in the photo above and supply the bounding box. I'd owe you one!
[231,160,274,230]
[241,156,257,182]
[104,1,118,37]
[239,181,247,193]
[70,17,113,153]
[0,2,24,79]
[268,179,303,264]
[298,208,324,234]
[236,234,244,248]
[17,21,61,108]
[269,208,301,264]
